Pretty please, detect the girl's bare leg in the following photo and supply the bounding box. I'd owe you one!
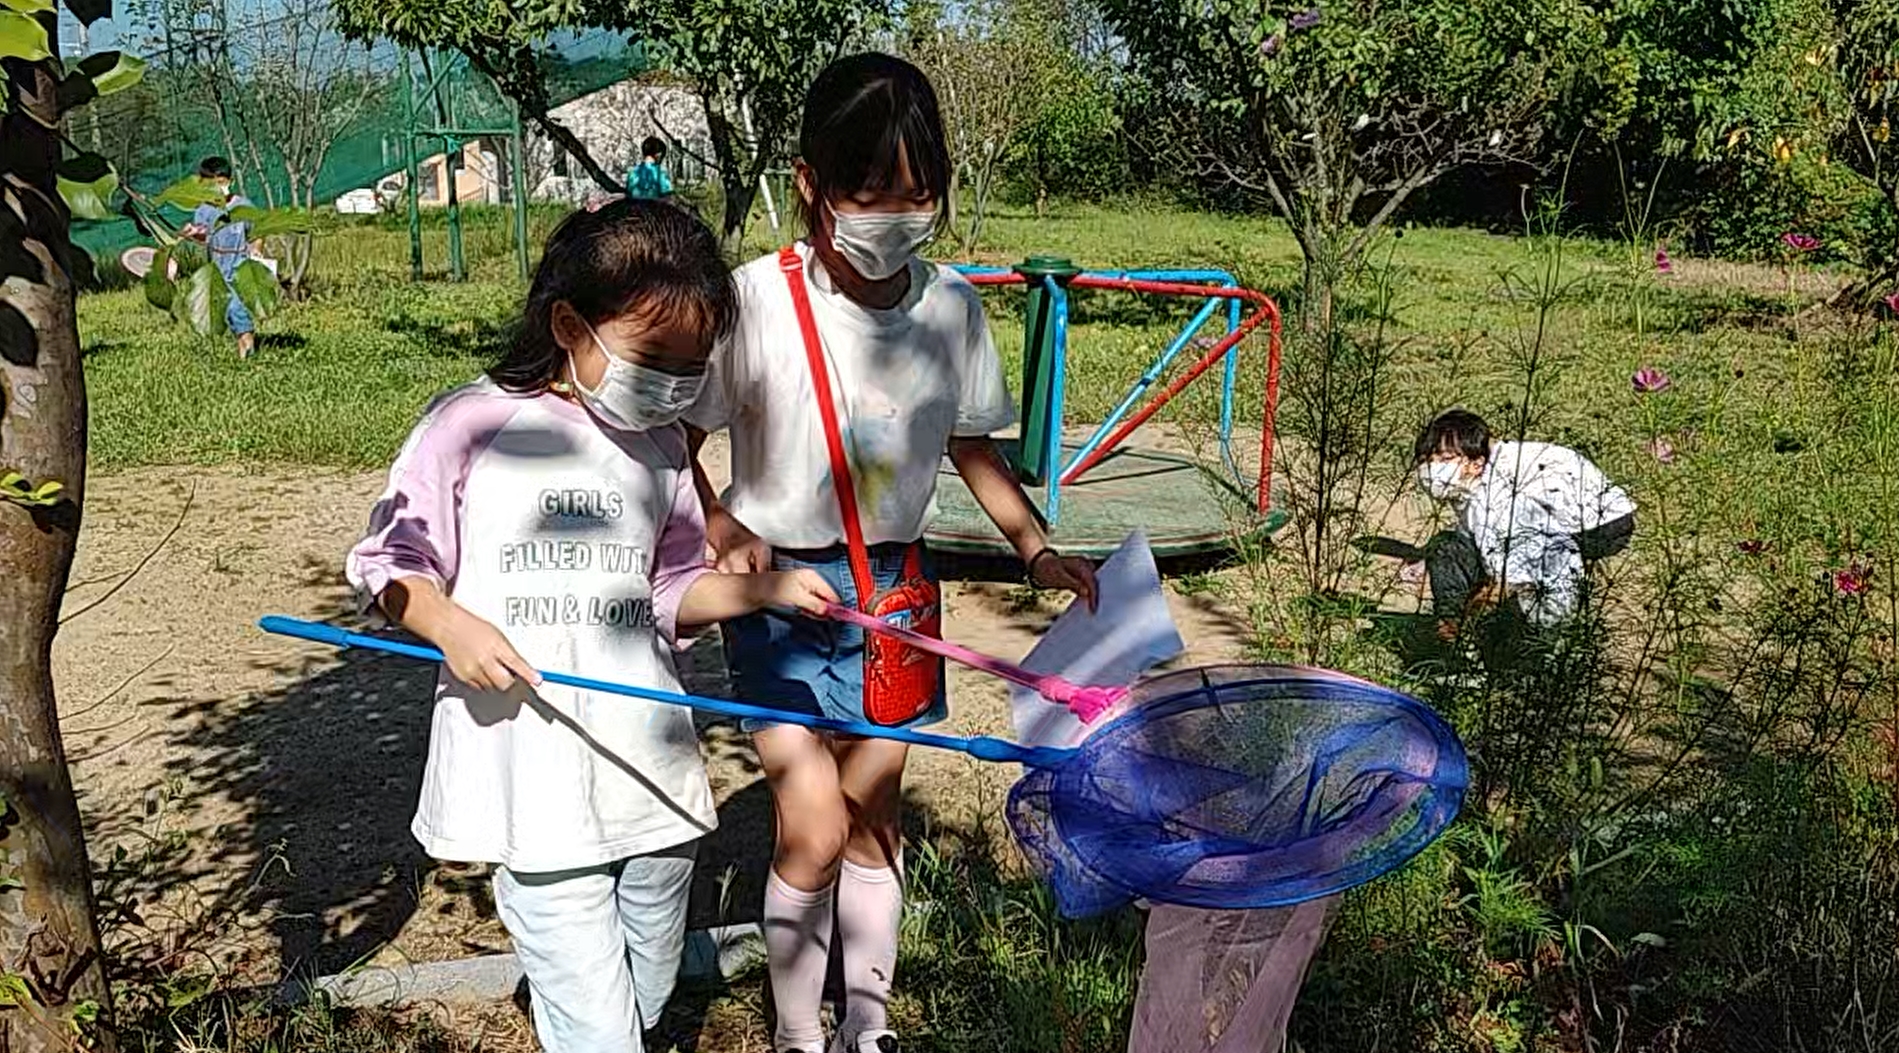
[756,725,849,1051]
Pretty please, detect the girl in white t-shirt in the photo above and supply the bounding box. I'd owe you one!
[347,199,836,1053]
[685,53,1098,1053]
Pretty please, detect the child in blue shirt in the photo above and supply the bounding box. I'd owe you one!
[626,137,674,201]
[182,156,258,359]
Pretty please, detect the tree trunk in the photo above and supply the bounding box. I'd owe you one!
[702,100,758,254]
[0,42,117,1053]
[720,171,758,257]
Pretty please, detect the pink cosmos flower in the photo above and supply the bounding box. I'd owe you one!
[1883,290,1899,315]
[1835,562,1872,596]
[1645,436,1676,464]
[1260,32,1283,57]
[1632,367,1671,393]
[1654,246,1673,274]
[1781,232,1820,253]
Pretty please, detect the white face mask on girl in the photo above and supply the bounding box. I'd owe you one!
[571,321,705,432]
[830,208,936,281]
[1417,458,1475,502]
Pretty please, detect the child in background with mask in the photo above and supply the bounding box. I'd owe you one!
[1412,409,1636,632]
[346,198,837,1053]
[684,53,1097,1053]
[180,155,259,359]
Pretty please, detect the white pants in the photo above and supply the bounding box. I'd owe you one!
[492,842,697,1053]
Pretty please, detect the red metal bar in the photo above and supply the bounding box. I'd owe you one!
[1058,274,1283,515]
[961,272,1027,286]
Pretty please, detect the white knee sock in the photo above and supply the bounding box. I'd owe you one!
[834,855,903,1044]
[764,869,835,1052]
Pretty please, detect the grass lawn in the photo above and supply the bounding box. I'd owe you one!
[80,197,1873,590]
[77,199,1820,476]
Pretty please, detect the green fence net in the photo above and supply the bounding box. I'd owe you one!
[74,14,655,260]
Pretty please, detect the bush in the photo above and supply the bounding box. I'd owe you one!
[1000,60,1127,206]
[1683,155,1889,264]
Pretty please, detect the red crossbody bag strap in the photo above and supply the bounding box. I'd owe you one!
[779,246,877,611]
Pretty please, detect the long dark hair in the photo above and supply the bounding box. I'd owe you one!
[492,198,737,393]
[796,52,952,232]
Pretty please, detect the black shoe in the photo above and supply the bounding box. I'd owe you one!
[872,1038,900,1053]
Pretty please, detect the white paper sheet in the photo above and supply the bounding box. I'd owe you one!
[1010,531,1186,749]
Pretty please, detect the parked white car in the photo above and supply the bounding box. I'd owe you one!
[333,174,404,215]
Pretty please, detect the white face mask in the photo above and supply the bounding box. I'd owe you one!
[1417,459,1474,502]
[830,208,935,281]
[572,321,705,432]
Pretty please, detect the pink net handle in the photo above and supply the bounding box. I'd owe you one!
[823,603,1124,723]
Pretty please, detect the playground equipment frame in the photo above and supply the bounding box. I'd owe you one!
[399,49,533,283]
[951,265,1284,526]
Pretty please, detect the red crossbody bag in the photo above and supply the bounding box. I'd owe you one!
[779,247,942,726]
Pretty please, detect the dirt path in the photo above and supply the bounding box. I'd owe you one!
[53,433,1261,983]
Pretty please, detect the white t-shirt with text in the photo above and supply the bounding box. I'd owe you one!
[346,379,716,872]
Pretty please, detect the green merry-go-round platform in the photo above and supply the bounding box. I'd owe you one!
[922,257,1291,563]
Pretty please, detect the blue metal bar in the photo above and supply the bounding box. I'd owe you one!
[1221,294,1245,489]
[1063,295,1224,480]
[949,264,1015,279]
[948,264,1240,287]
[1086,268,1237,285]
[1045,276,1070,524]
[258,616,1077,768]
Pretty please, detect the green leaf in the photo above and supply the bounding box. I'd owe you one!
[227,206,312,237]
[143,246,176,311]
[0,0,53,14]
[55,70,98,111]
[0,471,64,508]
[164,974,212,1009]
[0,973,30,1008]
[172,262,231,337]
[231,259,280,321]
[0,10,51,61]
[56,166,118,220]
[78,51,145,96]
[153,175,226,212]
[63,0,109,25]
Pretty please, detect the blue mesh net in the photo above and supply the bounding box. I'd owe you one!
[1007,665,1467,918]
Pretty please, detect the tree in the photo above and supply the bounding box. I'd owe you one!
[1824,0,1899,297]
[908,0,1059,251]
[335,0,886,249]
[1,0,141,1046]
[187,0,380,297]
[331,0,628,195]
[586,0,884,248]
[1098,0,1610,322]
[1007,51,1125,214]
